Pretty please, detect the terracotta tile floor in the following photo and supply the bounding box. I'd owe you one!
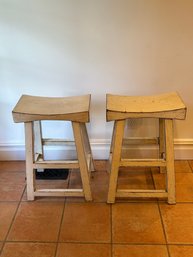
[0,160,193,257]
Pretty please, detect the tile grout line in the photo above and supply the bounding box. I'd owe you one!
[3,240,193,246]
[150,168,171,257]
[157,202,171,257]
[110,203,113,257]
[187,160,193,173]
[53,170,71,257]
[0,184,26,256]
[53,201,66,257]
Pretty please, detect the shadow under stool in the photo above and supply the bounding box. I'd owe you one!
[106,92,186,204]
[12,94,94,201]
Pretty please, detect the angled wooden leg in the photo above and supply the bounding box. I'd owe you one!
[33,121,44,161]
[80,123,95,172]
[72,122,92,201]
[107,120,125,203]
[25,122,35,201]
[165,119,176,204]
[159,118,165,173]
[107,124,116,174]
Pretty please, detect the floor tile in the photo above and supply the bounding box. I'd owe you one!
[174,160,192,173]
[0,182,25,201]
[65,170,86,203]
[160,203,193,244]
[94,160,108,171]
[22,190,66,202]
[113,244,169,257]
[91,183,108,202]
[67,170,109,203]
[118,169,154,190]
[90,170,109,202]
[115,168,156,203]
[112,203,165,243]
[0,169,25,201]
[91,170,109,185]
[188,160,193,172]
[1,242,56,257]
[22,179,69,202]
[0,170,25,183]
[8,202,64,242]
[151,160,191,174]
[169,245,193,257]
[175,173,193,202]
[0,161,25,172]
[153,172,193,202]
[56,243,111,257]
[151,170,165,190]
[0,203,18,240]
[59,203,111,243]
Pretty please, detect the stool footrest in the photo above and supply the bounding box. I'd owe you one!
[33,160,79,169]
[116,189,168,198]
[123,137,159,145]
[120,159,166,167]
[34,188,84,197]
[43,138,75,146]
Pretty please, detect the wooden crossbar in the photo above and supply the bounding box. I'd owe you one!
[123,137,159,145]
[120,158,166,167]
[33,160,79,169]
[42,138,75,146]
[116,189,168,198]
[34,189,84,197]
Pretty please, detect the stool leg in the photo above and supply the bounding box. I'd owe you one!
[165,119,176,204]
[80,123,95,172]
[25,122,35,201]
[107,124,116,174]
[33,121,44,161]
[107,120,125,203]
[72,121,92,201]
[159,118,165,173]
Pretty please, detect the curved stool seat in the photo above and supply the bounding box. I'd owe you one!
[12,94,94,201]
[107,92,186,204]
[13,94,90,123]
[107,92,186,120]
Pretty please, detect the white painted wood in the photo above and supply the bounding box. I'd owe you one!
[107,120,125,203]
[42,139,75,145]
[81,123,95,172]
[33,121,44,161]
[12,94,91,123]
[120,159,166,167]
[159,118,166,173]
[106,92,184,203]
[123,137,159,145]
[24,122,35,200]
[72,121,92,201]
[34,189,84,197]
[165,119,176,204]
[33,160,79,169]
[116,189,168,198]
[107,92,186,121]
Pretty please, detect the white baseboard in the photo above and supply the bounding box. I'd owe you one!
[0,139,193,160]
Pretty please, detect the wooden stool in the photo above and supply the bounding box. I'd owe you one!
[12,94,94,201]
[106,92,186,204]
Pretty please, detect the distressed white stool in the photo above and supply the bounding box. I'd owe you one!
[12,94,94,201]
[106,92,186,204]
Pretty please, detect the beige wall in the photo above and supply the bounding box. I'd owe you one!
[0,0,193,159]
